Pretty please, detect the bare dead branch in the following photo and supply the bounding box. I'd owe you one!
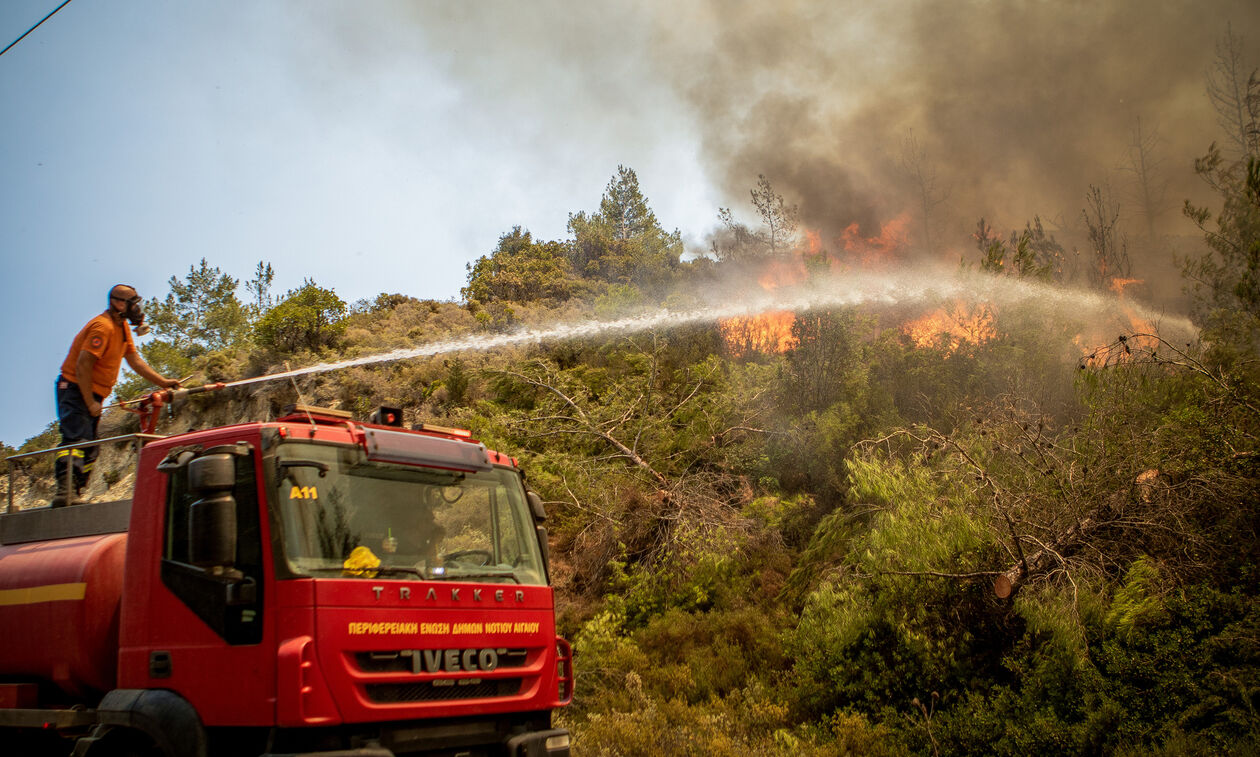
[877,569,1005,580]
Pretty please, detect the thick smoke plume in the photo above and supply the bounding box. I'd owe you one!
[664,2,1260,244]
[369,1,1259,302]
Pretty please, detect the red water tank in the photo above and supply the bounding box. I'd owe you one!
[0,533,126,698]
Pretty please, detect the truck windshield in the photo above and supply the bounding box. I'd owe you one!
[272,441,545,585]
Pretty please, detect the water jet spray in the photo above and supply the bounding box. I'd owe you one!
[119,267,1199,421]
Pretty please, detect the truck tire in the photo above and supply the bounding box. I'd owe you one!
[72,726,161,757]
[94,689,207,757]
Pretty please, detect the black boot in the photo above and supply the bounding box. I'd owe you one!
[51,477,74,508]
[51,460,79,507]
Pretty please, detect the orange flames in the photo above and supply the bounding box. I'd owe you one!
[840,212,912,266]
[718,211,919,355]
[1076,277,1159,366]
[718,214,917,356]
[803,228,823,257]
[756,258,809,291]
[713,212,1166,364]
[1109,278,1144,297]
[719,311,798,357]
[903,302,997,353]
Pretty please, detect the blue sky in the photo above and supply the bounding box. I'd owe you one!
[0,1,718,446]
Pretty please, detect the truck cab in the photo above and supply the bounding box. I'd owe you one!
[0,406,572,757]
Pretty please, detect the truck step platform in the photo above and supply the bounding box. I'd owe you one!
[0,500,131,545]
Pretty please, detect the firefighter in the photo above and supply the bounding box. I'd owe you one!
[53,284,179,507]
[347,491,447,570]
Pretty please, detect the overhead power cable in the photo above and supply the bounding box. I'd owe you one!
[0,0,74,58]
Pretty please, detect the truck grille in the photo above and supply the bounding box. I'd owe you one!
[354,648,529,673]
[366,678,522,703]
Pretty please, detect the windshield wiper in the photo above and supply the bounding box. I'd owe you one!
[299,564,519,582]
[299,565,424,578]
[278,459,329,477]
[373,565,425,578]
[436,568,521,584]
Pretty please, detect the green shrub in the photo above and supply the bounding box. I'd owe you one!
[634,607,786,704]
[253,280,347,355]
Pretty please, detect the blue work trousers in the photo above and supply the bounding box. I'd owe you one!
[54,375,103,492]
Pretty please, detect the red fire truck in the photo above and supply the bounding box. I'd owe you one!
[0,405,572,756]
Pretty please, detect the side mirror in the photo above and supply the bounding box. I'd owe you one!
[156,449,195,473]
[526,490,547,522]
[535,525,551,578]
[187,454,237,569]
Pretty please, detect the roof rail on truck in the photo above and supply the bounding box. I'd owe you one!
[3,432,164,515]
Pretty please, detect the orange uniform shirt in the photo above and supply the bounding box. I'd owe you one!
[60,313,136,398]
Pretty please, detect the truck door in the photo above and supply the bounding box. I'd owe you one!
[137,444,276,726]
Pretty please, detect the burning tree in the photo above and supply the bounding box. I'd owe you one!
[1082,184,1132,290]
[711,174,800,263]
[902,303,996,354]
[718,311,797,358]
[750,174,800,257]
[973,217,1064,281]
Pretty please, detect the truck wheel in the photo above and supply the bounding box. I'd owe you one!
[95,689,205,757]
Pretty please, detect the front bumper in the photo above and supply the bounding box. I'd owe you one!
[506,728,571,757]
[262,727,570,757]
